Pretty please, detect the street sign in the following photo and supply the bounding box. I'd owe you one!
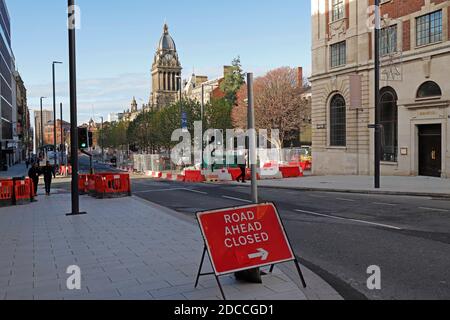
[181,112,188,131]
[197,203,295,276]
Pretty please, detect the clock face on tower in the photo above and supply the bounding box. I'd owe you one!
[163,53,173,63]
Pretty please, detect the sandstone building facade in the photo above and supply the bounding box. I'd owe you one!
[310,0,450,177]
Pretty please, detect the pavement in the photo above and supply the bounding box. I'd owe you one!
[0,162,28,179]
[228,175,450,198]
[0,189,340,300]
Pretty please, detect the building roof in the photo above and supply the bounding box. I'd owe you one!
[158,24,176,52]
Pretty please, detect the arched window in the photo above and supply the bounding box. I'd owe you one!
[380,87,398,162]
[417,81,442,99]
[330,94,346,147]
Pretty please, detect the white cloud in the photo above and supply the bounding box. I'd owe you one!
[27,73,150,124]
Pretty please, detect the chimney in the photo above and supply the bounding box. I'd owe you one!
[223,65,233,77]
[297,67,303,88]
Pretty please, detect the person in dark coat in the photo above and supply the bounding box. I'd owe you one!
[236,151,248,183]
[42,161,56,196]
[28,163,40,196]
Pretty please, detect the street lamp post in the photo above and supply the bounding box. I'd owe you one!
[66,0,86,216]
[374,0,381,189]
[200,83,216,169]
[60,102,64,165]
[100,116,104,162]
[52,61,63,167]
[40,97,47,151]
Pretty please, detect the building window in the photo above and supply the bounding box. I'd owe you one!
[380,88,398,162]
[330,94,346,147]
[330,41,346,68]
[416,10,442,46]
[417,81,442,98]
[331,0,345,21]
[380,25,397,56]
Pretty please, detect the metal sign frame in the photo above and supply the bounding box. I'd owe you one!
[195,202,306,300]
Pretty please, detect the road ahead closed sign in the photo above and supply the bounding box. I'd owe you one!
[197,203,295,275]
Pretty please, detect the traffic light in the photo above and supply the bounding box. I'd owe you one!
[78,127,89,149]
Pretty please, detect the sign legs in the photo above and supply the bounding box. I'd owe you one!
[195,246,227,300]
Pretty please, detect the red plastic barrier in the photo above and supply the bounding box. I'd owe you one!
[176,174,185,182]
[184,170,205,183]
[227,168,242,181]
[0,179,13,206]
[79,174,88,194]
[279,166,303,178]
[14,179,33,204]
[95,173,131,198]
[87,174,97,195]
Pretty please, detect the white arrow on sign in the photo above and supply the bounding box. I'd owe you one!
[248,248,269,261]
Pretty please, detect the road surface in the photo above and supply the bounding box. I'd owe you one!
[132,178,450,300]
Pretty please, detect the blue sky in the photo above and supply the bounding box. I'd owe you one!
[8,0,311,124]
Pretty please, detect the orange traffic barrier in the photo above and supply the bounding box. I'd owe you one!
[227,168,242,181]
[14,178,34,205]
[279,166,303,178]
[78,174,89,194]
[87,174,97,196]
[0,179,13,207]
[94,173,131,199]
[184,170,205,183]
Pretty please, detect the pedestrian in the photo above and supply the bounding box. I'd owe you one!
[25,158,30,169]
[236,151,247,183]
[42,161,56,196]
[28,163,40,196]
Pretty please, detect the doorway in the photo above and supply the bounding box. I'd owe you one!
[418,124,442,177]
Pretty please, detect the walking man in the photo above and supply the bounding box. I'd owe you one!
[42,161,56,196]
[28,163,40,196]
[236,150,248,183]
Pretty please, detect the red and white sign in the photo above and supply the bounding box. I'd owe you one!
[197,203,295,275]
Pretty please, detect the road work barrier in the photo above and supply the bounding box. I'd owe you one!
[279,166,303,178]
[14,178,34,205]
[0,179,13,207]
[184,170,205,183]
[94,173,132,199]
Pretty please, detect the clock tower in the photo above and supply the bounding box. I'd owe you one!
[150,24,182,110]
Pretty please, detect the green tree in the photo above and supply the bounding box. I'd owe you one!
[204,97,233,131]
[220,56,245,106]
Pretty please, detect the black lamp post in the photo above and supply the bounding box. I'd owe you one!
[52,61,63,167]
[40,96,47,151]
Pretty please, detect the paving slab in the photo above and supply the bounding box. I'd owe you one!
[0,192,340,300]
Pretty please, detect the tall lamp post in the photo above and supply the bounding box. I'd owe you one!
[374,0,381,189]
[40,97,47,151]
[201,83,216,169]
[60,102,64,165]
[66,0,86,216]
[52,61,63,167]
[100,116,104,162]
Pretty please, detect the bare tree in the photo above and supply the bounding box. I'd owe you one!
[232,67,310,145]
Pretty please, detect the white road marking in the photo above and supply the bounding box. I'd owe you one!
[182,189,208,195]
[134,188,186,194]
[308,194,327,198]
[294,209,402,230]
[372,202,397,207]
[336,198,357,202]
[419,207,449,213]
[222,196,253,203]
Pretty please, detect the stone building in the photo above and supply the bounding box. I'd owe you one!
[310,0,450,177]
[183,66,232,105]
[149,24,182,110]
[120,97,141,122]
